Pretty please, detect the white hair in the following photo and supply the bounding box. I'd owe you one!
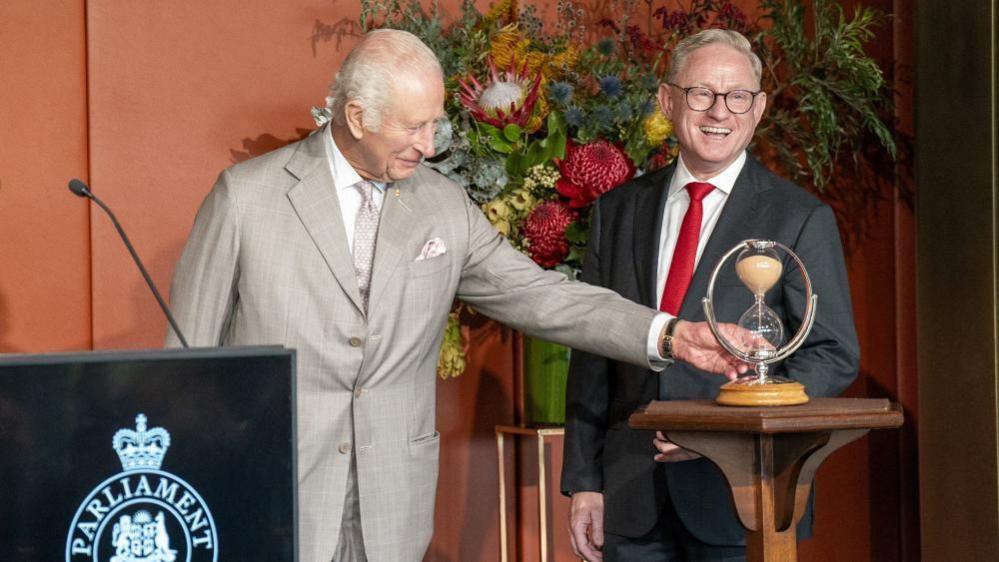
[327,29,443,132]
[667,29,763,88]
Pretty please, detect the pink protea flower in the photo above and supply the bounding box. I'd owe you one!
[522,201,578,268]
[556,139,636,208]
[458,57,543,129]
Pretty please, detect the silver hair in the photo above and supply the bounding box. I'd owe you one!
[666,29,763,88]
[327,29,443,132]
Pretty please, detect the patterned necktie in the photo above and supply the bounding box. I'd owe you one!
[659,181,715,315]
[353,180,380,310]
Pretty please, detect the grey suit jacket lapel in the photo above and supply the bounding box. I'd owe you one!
[366,179,419,317]
[679,157,766,321]
[285,131,366,314]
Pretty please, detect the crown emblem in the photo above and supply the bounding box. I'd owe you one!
[112,414,171,471]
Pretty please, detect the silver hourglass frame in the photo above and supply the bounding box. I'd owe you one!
[702,239,818,387]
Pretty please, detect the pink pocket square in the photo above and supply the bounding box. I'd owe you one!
[415,237,447,261]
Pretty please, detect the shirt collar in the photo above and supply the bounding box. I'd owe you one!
[322,123,388,194]
[668,151,747,198]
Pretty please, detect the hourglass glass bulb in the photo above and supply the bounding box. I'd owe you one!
[737,302,785,361]
[736,245,782,296]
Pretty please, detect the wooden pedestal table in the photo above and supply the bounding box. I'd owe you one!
[629,398,903,562]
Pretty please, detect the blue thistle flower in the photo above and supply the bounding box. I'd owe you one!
[592,105,615,130]
[565,106,584,128]
[599,75,623,98]
[548,81,574,105]
[596,39,615,56]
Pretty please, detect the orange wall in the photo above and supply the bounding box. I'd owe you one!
[0,1,916,561]
[85,0,352,349]
[0,0,91,353]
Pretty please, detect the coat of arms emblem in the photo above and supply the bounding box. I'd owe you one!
[65,414,218,561]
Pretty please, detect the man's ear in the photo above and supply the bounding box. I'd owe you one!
[344,101,365,140]
[752,92,767,126]
[657,83,674,120]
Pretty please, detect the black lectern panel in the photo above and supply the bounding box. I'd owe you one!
[0,346,296,562]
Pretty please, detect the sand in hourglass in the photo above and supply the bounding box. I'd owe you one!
[736,255,782,295]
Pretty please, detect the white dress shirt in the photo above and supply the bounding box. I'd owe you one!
[322,124,387,255]
[642,152,746,361]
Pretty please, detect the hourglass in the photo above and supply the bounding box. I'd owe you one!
[702,240,818,406]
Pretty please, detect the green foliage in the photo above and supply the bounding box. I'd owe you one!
[756,0,897,191]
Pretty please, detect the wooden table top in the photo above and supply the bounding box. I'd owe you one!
[629,397,904,434]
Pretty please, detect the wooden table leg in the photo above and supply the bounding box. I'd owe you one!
[665,429,870,562]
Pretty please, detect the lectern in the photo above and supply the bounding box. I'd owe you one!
[0,347,297,562]
[630,398,903,562]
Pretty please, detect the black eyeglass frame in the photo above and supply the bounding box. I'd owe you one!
[667,83,763,115]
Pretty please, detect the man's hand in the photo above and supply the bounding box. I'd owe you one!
[569,491,604,561]
[653,431,702,462]
[671,320,753,379]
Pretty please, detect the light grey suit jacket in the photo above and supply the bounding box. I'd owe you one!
[166,129,659,562]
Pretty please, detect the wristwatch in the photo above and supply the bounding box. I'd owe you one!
[659,317,680,361]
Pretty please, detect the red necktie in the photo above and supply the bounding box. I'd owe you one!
[659,182,715,315]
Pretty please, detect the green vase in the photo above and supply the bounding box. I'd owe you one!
[522,335,571,425]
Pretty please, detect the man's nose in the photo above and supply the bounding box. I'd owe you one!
[706,94,731,119]
[416,125,436,158]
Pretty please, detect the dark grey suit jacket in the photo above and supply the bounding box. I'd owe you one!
[560,157,860,545]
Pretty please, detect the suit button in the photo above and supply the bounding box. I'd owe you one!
[353,387,363,399]
[338,442,351,454]
[348,337,362,347]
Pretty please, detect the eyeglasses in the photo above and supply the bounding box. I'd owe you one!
[668,83,762,114]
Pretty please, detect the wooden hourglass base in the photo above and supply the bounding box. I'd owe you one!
[716,379,810,407]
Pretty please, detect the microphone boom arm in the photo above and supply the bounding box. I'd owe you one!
[69,179,190,348]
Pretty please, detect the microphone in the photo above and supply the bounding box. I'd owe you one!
[68,178,190,348]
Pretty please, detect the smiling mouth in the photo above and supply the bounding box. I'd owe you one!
[700,126,732,137]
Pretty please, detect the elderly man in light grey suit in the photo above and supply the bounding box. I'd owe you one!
[166,29,747,562]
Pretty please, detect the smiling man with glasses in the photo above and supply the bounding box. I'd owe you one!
[562,29,860,562]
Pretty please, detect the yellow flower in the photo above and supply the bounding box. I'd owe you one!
[483,199,510,222]
[493,220,511,236]
[550,45,580,74]
[644,112,674,146]
[526,94,549,133]
[484,0,518,26]
[509,188,535,211]
[437,312,467,379]
[491,25,578,82]
[491,25,532,70]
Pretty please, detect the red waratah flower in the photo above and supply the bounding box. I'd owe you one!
[556,140,636,208]
[522,201,578,268]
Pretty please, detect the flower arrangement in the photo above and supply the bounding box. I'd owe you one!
[312,0,900,378]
